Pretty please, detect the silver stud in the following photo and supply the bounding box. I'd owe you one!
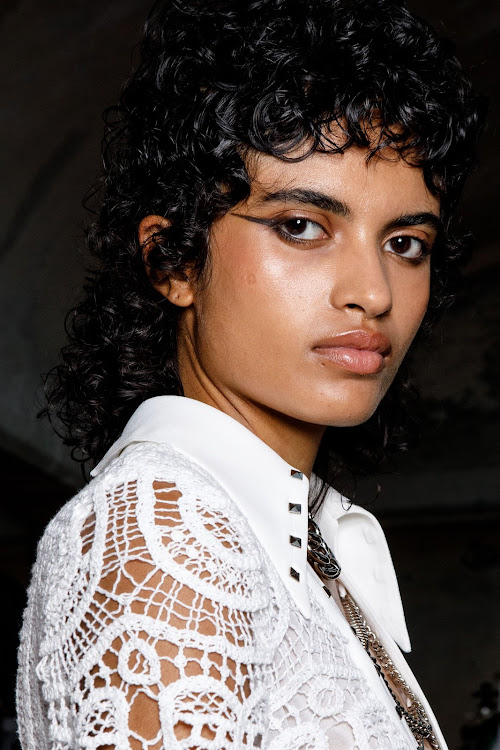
[290,469,304,480]
[288,503,301,514]
[289,535,302,548]
[290,567,300,581]
[323,585,332,597]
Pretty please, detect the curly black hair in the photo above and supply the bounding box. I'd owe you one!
[42,0,485,503]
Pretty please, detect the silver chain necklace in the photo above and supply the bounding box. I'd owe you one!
[307,511,342,580]
[307,511,440,750]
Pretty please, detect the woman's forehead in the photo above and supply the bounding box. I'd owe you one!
[243,147,439,215]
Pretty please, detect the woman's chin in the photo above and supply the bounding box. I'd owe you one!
[276,399,382,429]
[280,384,388,428]
[315,410,378,428]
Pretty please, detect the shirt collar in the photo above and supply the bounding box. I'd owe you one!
[91,395,411,652]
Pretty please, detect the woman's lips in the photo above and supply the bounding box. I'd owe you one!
[314,346,385,374]
[312,330,391,375]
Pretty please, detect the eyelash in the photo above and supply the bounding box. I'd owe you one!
[384,236,432,264]
[269,217,326,244]
[271,216,433,263]
[232,213,433,264]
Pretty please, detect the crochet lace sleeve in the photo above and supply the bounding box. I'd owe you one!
[24,446,274,750]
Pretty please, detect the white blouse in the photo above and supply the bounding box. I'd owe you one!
[16,395,447,750]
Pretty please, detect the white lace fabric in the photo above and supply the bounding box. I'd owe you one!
[17,442,422,750]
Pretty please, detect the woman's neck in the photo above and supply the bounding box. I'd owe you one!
[180,380,325,478]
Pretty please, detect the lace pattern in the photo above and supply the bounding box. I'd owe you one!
[17,443,417,749]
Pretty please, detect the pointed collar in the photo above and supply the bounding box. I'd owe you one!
[91,395,411,652]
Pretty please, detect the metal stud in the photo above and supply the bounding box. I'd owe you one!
[288,503,302,514]
[290,567,300,581]
[289,535,302,548]
[290,469,304,480]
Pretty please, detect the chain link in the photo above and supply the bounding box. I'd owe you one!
[306,512,441,750]
[339,589,441,750]
[307,513,341,580]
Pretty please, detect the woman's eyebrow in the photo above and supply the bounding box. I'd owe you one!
[385,213,443,233]
[251,189,442,233]
[255,188,351,217]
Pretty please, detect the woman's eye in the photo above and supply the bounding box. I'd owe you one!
[384,235,428,260]
[277,218,327,241]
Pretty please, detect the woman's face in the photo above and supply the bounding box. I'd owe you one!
[174,146,440,428]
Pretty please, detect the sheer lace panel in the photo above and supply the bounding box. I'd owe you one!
[23,451,273,750]
[18,443,420,750]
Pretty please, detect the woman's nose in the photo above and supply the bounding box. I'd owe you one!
[329,242,393,319]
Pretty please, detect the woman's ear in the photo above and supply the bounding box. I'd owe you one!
[138,214,195,308]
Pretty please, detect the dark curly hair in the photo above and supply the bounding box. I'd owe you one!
[42,0,485,503]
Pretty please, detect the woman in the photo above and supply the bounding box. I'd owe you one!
[16,0,484,748]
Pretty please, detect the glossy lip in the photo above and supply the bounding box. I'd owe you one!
[312,329,392,375]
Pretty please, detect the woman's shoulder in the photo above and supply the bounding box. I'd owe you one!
[43,440,256,544]
[96,440,268,581]
[98,439,234,498]
[18,444,284,750]
[92,440,264,559]
[31,441,279,627]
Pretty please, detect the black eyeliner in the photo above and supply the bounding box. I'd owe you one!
[231,212,326,245]
[231,213,279,227]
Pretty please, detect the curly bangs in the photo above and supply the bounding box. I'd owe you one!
[43,0,485,496]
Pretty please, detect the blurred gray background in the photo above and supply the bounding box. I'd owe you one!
[0,1,498,747]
